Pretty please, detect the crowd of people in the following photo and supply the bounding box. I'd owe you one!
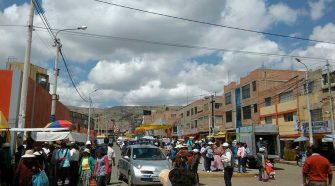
[0,139,116,186]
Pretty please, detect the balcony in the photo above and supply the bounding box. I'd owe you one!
[260,105,276,116]
[277,100,297,113]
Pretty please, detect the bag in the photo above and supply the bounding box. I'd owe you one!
[262,170,269,182]
[57,149,68,169]
[32,170,49,186]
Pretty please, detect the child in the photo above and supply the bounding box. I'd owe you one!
[265,160,275,179]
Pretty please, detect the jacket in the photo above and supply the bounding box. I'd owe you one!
[221,148,234,168]
[79,156,95,173]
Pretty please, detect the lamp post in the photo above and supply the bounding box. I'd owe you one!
[295,58,313,145]
[87,89,99,141]
[50,26,87,122]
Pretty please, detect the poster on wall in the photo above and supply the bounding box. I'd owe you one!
[302,121,331,133]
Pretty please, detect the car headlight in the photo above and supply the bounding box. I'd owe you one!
[133,162,142,169]
[133,166,142,176]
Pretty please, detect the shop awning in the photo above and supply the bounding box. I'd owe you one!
[213,131,226,138]
[31,132,87,142]
[0,111,9,129]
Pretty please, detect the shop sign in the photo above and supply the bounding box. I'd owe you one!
[302,120,331,133]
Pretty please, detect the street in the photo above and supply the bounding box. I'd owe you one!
[109,145,304,186]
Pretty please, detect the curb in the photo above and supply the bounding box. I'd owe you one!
[277,161,297,166]
[198,171,257,178]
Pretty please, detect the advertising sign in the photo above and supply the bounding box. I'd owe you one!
[302,120,331,133]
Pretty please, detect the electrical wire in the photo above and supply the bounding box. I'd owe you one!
[59,48,89,102]
[93,0,335,45]
[31,27,334,62]
[32,0,56,41]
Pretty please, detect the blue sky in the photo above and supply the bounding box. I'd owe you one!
[0,0,334,107]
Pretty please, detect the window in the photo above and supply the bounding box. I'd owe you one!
[243,105,251,119]
[215,116,223,124]
[242,84,251,99]
[215,103,223,109]
[194,120,198,128]
[265,116,272,124]
[204,104,209,111]
[279,90,293,103]
[265,97,271,106]
[253,104,258,113]
[252,81,257,91]
[191,108,194,115]
[311,108,322,121]
[225,92,232,105]
[194,107,197,114]
[303,81,314,94]
[226,111,232,122]
[171,114,176,118]
[181,113,184,118]
[284,113,294,122]
[187,110,190,116]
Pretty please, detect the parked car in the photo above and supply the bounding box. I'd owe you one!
[118,144,172,186]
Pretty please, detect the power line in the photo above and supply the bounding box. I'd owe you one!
[59,48,88,102]
[93,0,335,45]
[31,27,334,62]
[32,0,55,41]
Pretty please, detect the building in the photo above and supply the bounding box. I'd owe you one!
[176,96,224,138]
[297,68,335,162]
[224,69,304,142]
[0,68,69,128]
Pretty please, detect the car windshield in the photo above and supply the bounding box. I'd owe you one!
[133,148,165,160]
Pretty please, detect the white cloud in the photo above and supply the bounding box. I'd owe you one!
[0,0,333,107]
[308,0,332,20]
[269,3,301,25]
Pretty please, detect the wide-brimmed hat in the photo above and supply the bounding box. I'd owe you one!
[208,141,214,145]
[192,149,199,153]
[83,148,90,154]
[222,142,229,147]
[22,150,36,158]
[86,141,91,145]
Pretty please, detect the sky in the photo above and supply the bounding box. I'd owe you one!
[0,0,335,108]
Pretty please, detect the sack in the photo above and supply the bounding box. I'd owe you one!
[32,170,49,186]
[89,178,97,186]
[261,170,269,182]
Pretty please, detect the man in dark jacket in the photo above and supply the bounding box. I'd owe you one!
[191,149,201,186]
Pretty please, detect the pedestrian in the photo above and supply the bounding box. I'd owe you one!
[204,141,214,172]
[55,141,71,185]
[79,148,95,186]
[94,148,111,186]
[221,142,234,186]
[303,145,333,186]
[86,140,96,159]
[70,142,80,185]
[191,148,201,186]
[200,143,207,171]
[0,143,13,186]
[213,142,224,171]
[242,143,249,173]
[106,142,116,184]
[237,142,246,173]
[256,147,267,181]
[185,137,193,152]
[15,145,25,168]
[15,150,41,186]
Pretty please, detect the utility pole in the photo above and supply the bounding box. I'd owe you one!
[326,61,335,150]
[18,0,34,130]
[50,40,61,122]
[295,58,313,145]
[211,94,215,135]
[87,99,92,141]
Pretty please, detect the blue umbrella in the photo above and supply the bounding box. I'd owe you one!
[294,136,308,142]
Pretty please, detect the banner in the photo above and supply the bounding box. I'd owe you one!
[302,120,331,133]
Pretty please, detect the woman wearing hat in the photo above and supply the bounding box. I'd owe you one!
[79,148,95,186]
[93,148,110,186]
[15,150,41,186]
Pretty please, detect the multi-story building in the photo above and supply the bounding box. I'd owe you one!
[224,69,304,141]
[176,96,224,138]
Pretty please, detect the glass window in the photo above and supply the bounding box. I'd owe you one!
[243,105,251,119]
[226,111,232,122]
[279,90,293,103]
[253,104,258,113]
[191,108,194,115]
[252,81,257,91]
[284,113,294,122]
[133,148,165,160]
[311,108,322,121]
[194,107,197,114]
[225,92,232,105]
[303,81,314,94]
[187,110,190,116]
[242,84,251,99]
[265,116,272,124]
[194,120,198,128]
[181,113,184,118]
[215,103,222,109]
[265,97,271,106]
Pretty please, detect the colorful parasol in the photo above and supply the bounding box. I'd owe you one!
[45,120,73,128]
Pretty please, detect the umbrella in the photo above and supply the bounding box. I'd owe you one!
[45,120,73,128]
[325,134,335,138]
[294,136,308,142]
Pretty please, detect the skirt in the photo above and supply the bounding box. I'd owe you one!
[212,155,223,170]
[79,169,92,186]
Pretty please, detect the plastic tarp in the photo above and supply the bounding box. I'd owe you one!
[9,128,69,132]
[32,132,87,142]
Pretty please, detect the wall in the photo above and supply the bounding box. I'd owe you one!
[0,70,13,120]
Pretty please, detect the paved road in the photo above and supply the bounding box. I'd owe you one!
[108,145,304,186]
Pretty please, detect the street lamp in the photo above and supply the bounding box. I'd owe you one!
[295,58,313,145]
[87,89,99,141]
[50,26,87,122]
